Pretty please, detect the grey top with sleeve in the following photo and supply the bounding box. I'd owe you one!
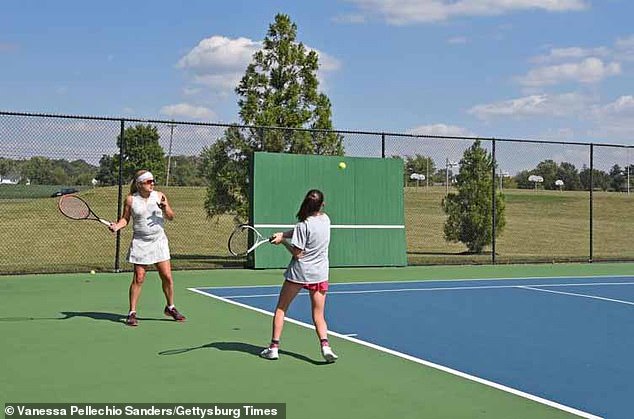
[284,213,330,284]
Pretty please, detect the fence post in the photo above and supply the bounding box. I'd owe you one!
[115,119,125,272]
[589,143,594,263]
[381,133,386,158]
[491,139,496,264]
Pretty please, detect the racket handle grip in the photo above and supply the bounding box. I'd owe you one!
[99,219,112,226]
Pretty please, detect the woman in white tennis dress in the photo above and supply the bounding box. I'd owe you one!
[109,170,186,326]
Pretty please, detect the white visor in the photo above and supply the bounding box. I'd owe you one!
[136,172,154,183]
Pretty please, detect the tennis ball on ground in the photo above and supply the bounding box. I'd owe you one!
[338,162,346,169]
[90,270,96,275]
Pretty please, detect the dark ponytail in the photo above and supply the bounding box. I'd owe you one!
[296,189,324,221]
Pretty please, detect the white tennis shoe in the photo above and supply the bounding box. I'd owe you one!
[321,346,338,362]
[260,347,279,360]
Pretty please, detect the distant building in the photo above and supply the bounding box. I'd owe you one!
[0,175,21,185]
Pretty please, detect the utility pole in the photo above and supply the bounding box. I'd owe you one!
[426,158,429,188]
[626,148,630,196]
[446,158,449,195]
[445,158,458,195]
[165,121,176,187]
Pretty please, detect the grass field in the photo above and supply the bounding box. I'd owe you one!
[1,185,633,273]
[3,263,629,418]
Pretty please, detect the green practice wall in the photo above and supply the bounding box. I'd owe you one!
[251,152,406,268]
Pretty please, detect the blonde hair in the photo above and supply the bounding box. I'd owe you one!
[129,169,149,194]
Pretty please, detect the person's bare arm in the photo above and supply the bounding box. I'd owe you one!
[109,195,132,232]
[158,192,175,220]
[271,230,304,259]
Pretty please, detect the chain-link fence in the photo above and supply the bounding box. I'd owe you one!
[1,111,632,274]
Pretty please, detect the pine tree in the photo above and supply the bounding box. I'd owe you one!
[442,140,505,253]
[203,14,343,219]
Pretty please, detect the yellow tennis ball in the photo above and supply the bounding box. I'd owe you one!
[338,162,346,169]
[90,270,96,275]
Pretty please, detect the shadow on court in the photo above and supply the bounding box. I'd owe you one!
[170,254,245,268]
[0,316,60,322]
[59,311,172,324]
[158,341,328,365]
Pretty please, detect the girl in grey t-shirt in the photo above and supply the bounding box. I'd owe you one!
[259,189,338,362]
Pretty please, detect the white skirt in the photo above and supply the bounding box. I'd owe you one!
[127,234,170,265]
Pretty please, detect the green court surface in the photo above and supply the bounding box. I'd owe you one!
[2,263,630,418]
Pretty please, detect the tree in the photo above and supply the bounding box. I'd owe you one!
[0,158,15,181]
[117,124,166,182]
[203,13,343,219]
[168,156,205,186]
[404,154,435,186]
[20,157,55,184]
[579,165,610,191]
[556,162,581,191]
[535,159,558,190]
[95,155,117,186]
[608,164,626,191]
[93,125,165,185]
[514,169,533,189]
[200,127,250,220]
[442,140,505,253]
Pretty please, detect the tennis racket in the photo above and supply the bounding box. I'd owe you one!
[228,224,273,256]
[58,194,111,226]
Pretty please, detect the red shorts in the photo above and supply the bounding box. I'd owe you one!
[302,281,329,292]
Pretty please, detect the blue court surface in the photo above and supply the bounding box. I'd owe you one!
[192,275,634,419]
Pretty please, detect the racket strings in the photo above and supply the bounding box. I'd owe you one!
[59,197,91,219]
[228,227,250,256]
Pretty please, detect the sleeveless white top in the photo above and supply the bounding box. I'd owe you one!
[126,191,170,265]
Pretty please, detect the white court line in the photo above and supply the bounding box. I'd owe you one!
[199,274,634,290]
[518,286,634,306]
[188,287,602,419]
[216,281,634,299]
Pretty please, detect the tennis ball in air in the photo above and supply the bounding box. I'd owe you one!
[338,162,346,169]
[90,270,96,275]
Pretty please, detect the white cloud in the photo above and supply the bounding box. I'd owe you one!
[178,36,260,92]
[470,93,634,141]
[447,36,468,45]
[588,95,634,139]
[331,13,368,24]
[183,87,202,96]
[341,0,588,25]
[532,47,610,64]
[615,35,634,62]
[408,123,474,137]
[469,93,590,119]
[542,127,576,141]
[597,95,634,116]
[518,57,621,86]
[177,35,340,94]
[532,36,634,65]
[160,103,217,121]
[314,49,342,72]
[178,36,260,73]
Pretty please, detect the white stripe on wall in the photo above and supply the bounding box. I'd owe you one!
[254,224,404,229]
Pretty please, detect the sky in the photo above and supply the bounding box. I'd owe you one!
[1,0,634,146]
